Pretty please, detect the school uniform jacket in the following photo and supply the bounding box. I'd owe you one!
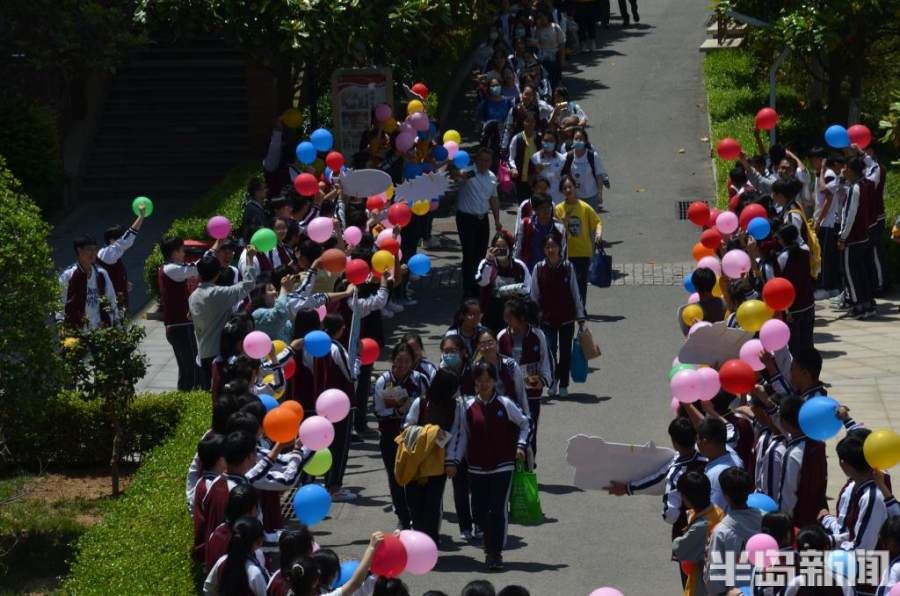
[455,393,530,474]
[460,355,530,416]
[203,522,232,572]
[778,433,827,527]
[825,479,889,551]
[59,263,118,328]
[775,247,814,315]
[840,178,876,245]
[159,262,199,327]
[876,557,900,596]
[296,340,355,411]
[191,471,219,562]
[444,324,491,362]
[415,358,439,382]
[627,451,707,529]
[373,370,430,439]
[497,326,553,398]
[514,216,567,269]
[97,226,137,311]
[753,425,786,499]
[529,258,585,326]
[475,257,531,314]
[404,396,466,466]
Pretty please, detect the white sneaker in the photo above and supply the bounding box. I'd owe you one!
[459,529,473,541]
[549,381,559,397]
[331,488,358,502]
[424,237,441,249]
[558,387,568,397]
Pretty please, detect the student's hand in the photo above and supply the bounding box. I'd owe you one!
[817,508,831,521]
[510,168,519,179]
[486,246,498,263]
[246,245,257,262]
[835,405,850,422]
[874,470,893,498]
[837,240,846,251]
[445,464,457,478]
[604,481,628,496]
[369,531,385,549]
[138,202,147,217]
[515,447,527,462]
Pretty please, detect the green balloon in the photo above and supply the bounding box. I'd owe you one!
[251,227,277,252]
[303,449,333,476]
[668,363,695,380]
[132,196,153,217]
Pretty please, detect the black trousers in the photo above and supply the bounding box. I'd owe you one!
[817,225,841,291]
[354,364,373,433]
[527,397,542,456]
[787,308,815,353]
[456,212,490,298]
[165,324,199,391]
[380,429,411,526]
[843,242,874,307]
[199,356,216,391]
[574,2,598,41]
[469,470,513,556]
[542,321,575,388]
[617,0,639,21]
[326,410,354,489]
[599,0,611,26]
[452,460,474,533]
[405,475,447,544]
[869,220,887,291]
[400,213,425,263]
[570,256,591,309]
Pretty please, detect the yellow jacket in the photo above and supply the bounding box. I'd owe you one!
[394,424,446,486]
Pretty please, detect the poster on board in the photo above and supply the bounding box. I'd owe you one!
[331,67,393,157]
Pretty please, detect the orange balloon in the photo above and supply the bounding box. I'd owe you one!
[263,406,300,443]
[281,400,305,421]
[320,248,347,274]
[692,242,716,261]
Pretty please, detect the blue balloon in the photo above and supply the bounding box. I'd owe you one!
[296,141,317,165]
[432,145,448,161]
[747,492,778,512]
[408,253,432,276]
[334,560,360,588]
[304,330,332,358]
[258,394,279,412]
[311,128,334,152]
[798,395,842,440]
[747,217,771,240]
[683,273,696,294]
[453,150,471,168]
[292,483,332,526]
[824,124,850,149]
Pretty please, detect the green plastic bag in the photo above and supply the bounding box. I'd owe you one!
[509,462,543,524]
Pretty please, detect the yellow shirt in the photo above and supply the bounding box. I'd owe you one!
[555,200,601,258]
[522,136,537,183]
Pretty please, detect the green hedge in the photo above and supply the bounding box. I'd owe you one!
[3,391,194,470]
[0,103,64,213]
[61,392,210,594]
[143,162,260,300]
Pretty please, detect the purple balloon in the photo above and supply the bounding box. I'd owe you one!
[396,131,417,153]
[409,111,430,132]
[375,103,392,122]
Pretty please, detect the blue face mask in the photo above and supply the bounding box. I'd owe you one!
[573,140,586,151]
[441,353,463,371]
[491,85,502,97]
[542,141,556,152]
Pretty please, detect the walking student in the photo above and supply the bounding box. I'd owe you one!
[555,175,602,308]
[59,236,120,330]
[453,148,503,297]
[158,237,200,390]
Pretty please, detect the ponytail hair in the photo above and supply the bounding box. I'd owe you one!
[285,555,320,596]
[221,516,264,596]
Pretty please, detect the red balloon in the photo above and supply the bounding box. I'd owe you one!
[687,201,711,227]
[320,248,347,274]
[716,138,742,161]
[847,124,872,149]
[707,208,722,228]
[700,228,723,250]
[345,259,370,285]
[719,359,756,395]
[283,358,296,380]
[380,237,400,256]
[294,173,318,197]
[325,151,344,172]
[762,277,796,311]
[728,195,741,212]
[360,338,380,366]
[366,195,385,212]
[387,203,412,227]
[370,533,407,578]
[739,203,767,231]
[411,82,429,99]
[755,107,778,131]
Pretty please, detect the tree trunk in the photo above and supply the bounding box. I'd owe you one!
[824,51,848,123]
[111,411,121,497]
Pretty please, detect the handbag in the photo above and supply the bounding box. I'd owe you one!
[589,246,612,287]
[570,337,588,383]
[578,326,602,360]
[509,461,543,524]
[498,162,514,195]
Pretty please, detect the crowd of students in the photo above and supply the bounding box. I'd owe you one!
[604,130,899,595]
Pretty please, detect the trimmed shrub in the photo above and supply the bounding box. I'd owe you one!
[62,392,210,594]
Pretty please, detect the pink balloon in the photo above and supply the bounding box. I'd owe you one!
[409,111,430,132]
[376,228,394,247]
[399,530,438,575]
[745,533,779,569]
[697,256,722,277]
[298,415,335,450]
[343,225,362,246]
[242,330,272,359]
[381,217,394,230]
[689,321,711,336]
[374,103,392,122]
[670,396,680,416]
[396,131,417,153]
[671,369,703,403]
[687,292,700,304]
[722,249,751,278]
[696,366,721,401]
[207,215,232,240]
[890,584,900,596]
[307,216,334,243]
[590,589,624,596]
[316,304,327,322]
[740,339,766,371]
[759,318,790,352]
[444,140,459,159]
[315,389,351,423]
[716,210,739,234]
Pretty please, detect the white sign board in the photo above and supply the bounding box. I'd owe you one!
[565,434,676,494]
[331,67,393,157]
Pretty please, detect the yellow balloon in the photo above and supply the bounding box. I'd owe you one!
[383,117,398,133]
[407,99,425,114]
[411,200,430,216]
[736,299,773,332]
[281,108,303,129]
[864,429,900,470]
[272,340,287,355]
[712,277,724,298]
[443,129,461,144]
[63,337,80,349]
[681,304,704,326]
[303,448,333,476]
[372,249,395,273]
[385,184,395,200]
[274,386,285,399]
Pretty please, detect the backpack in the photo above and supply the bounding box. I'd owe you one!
[788,208,822,278]
[561,147,597,179]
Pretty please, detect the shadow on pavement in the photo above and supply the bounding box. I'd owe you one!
[539,484,583,495]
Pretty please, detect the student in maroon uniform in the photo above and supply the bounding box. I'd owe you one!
[192,433,226,563]
[838,156,877,319]
[203,516,269,595]
[445,299,491,362]
[373,342,431,529]
[528,230,585,397]
[773,224,815,352]
[158,237,200,391]
[97,202,146,313]
[403,332,439,382]
[203,483,258,572]
[59,236,119,330]
[453,361,530,571]
[265,527,314,596]
[513,194,566,271]
[775,395,827,527]
[475,231,531,332]
[469,329,530,419]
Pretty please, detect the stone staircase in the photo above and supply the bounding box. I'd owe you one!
[699,11,746,52]
[79,39,251,204]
